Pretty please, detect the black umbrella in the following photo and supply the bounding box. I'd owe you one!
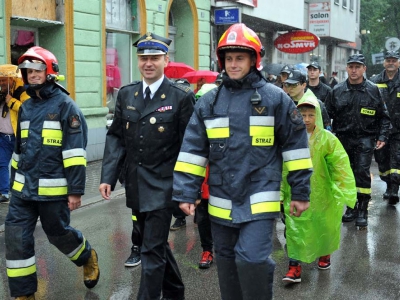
[263,63,285,76]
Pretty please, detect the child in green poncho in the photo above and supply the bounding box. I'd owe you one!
[281,97,357,283]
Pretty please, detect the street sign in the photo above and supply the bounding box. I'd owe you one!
[214,8,241,25]
[371,53,385,65]
[274,31,320,54]
[385,37,400,51]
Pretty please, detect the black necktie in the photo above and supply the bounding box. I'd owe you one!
[144,86,151,107]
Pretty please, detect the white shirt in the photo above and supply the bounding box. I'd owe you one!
[143,75,164,100]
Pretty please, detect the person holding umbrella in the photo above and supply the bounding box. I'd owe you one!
[0,64,29,203]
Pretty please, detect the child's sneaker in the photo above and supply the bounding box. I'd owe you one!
[318,255,331,270]
[282,262,301,283]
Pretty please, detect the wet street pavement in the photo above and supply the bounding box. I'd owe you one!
[1,161,400,299]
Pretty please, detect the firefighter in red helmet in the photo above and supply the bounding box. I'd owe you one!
[173,23,312,299]
[5,46,99,300]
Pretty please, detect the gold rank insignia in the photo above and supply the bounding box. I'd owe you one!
[161,94,166,99]
[158,126,165,133]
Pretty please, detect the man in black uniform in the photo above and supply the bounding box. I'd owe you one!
[325,54,391,227]
[99,32,194,300]
[370,50,400,205]
[306,61,332,102]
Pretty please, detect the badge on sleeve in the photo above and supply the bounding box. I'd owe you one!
[69,115,81,128]
[289,108,303,125]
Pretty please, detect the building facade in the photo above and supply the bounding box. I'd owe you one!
[211,0,361,82]
[0,0,211,162]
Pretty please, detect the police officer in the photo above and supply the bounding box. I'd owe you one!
[99,32,194,300]
[306,61,332,102]
[5,47,99,300]
[370,50,400,205]
[172,23,312,300]
[325,54,391,227]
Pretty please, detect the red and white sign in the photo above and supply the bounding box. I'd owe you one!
[309,2,330,37]
[274,31,320,54]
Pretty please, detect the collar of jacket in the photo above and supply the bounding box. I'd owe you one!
[346,78,366,91]
[222,69,264,89]
[26,82,62,100]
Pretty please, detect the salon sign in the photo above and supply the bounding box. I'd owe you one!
[274,31,320,54]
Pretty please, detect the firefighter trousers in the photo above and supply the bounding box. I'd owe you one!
[338,135,375,199]
[374,136,400,185]
[5,196,92,297]
[211,219,275,300]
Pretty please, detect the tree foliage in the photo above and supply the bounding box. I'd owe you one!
[361,0,400,76]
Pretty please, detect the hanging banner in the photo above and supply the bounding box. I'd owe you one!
[274,31,320,54]
[309,2,330,36]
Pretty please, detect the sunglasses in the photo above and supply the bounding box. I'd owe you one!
[284,82,301,88]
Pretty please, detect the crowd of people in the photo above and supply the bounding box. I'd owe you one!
[1,21,399,300]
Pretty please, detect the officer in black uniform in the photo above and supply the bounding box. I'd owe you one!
[370,50,400,205]
[100,32,194,300]
[306,61,332,102]
[325,54,391,228]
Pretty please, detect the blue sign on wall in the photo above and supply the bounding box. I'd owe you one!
[214,8,241,25]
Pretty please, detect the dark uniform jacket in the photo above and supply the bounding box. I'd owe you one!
[325,79,391,141]
[172,71,312,226]
[370,70,400,137]
[306,80,332,102]
[11,83,88,201]
[101,77,195,212]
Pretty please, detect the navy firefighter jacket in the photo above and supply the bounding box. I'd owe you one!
[11,83,88,201]
[172,71,313,226]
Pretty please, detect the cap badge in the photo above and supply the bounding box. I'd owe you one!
[146,32,152,40]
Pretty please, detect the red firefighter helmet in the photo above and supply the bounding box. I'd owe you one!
[18,46,59,84]
[217,23,265,71]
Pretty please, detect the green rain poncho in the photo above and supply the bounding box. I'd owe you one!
[281,96,357,263]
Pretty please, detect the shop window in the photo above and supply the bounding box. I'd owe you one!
[106,0,138,32]
[105,0,140,112]
[10,27,38,65]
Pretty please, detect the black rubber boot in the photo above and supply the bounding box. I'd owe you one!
[236,259,274,300]
[215,257,243,300]
[342,205,357,222]
[383,182,391,200]
[388,183,399,205]
[355,199,369,227]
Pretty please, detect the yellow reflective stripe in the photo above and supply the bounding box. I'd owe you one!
[38,187,68,196]
[357,187,371,194]
[21,129,29,138]
[11,159,18,169]
[390,169,400,174]
[251,201,281,214]
[69,239,86,261]
[132,215,137,221]
[13,181,24,191]
[7,264,36,277]
[284,158,313,171]
[38,178,68,196]
[380,170,391,176]
[42,129,63,139]
[174,161,206,177]
[63,156,87,168]
[13,173,25,191]
[249,126,274,136]
[208,203,232,220]
[206,127,230,138]
[376,83,387,88]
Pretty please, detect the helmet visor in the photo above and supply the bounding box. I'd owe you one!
[18,60,47,71]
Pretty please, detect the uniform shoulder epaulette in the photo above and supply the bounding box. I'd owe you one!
[120,81,141,90]
[172,83,192,93]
